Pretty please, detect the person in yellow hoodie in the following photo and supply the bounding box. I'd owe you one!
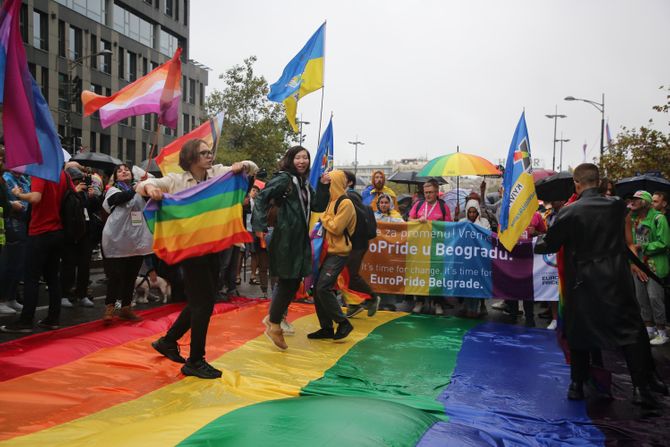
[362,170,398,212]
[307,170,357,340]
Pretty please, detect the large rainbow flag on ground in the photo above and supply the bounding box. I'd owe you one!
[81,48,182,129]
[268,22,325,132]
[0,299,662,445]
[143,171,252,264]
[0,0,63,182]
[154,112,224,175]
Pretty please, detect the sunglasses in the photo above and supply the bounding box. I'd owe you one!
[199,150,214,158]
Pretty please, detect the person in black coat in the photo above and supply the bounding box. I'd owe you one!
[535,163,666,410]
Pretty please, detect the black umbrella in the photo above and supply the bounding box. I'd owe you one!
[535,171,575,202]
[387,170,446,185]
[72,152,122,173]
[139,159,163,177]
[615,174,670,199]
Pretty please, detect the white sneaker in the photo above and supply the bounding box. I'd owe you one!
[0,303,16,315]
[280,319,295,335]
[61,298,74,308]
[492,300,506,311]
[7,300,23,311]
[412,302,423,314]
[547,320,558,330]
[114,300,122,310]
[647,328,658,339]
[79,297,95,307]
[434,303,444,315]
[650,333,669,346]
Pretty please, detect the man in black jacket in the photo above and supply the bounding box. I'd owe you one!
[535,163,666,411]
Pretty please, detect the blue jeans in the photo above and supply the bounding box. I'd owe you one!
[0,218,28,302]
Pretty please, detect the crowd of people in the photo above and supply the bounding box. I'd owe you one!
[0,139,668,400]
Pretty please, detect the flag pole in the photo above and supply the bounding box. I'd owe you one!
[148,123,161,161]
[316,87,325,147]
[316,20,327,148]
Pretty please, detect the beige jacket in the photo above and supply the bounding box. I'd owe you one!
[136,161,258,195]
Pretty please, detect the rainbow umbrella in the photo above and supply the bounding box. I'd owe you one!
[418,152,501,177]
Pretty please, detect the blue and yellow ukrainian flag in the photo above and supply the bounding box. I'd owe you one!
[498,112,539,251]
[268,23,325,132]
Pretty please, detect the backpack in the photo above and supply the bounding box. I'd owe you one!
[414,198,449,221]
[335,192,377,250]
[60,175,87,243]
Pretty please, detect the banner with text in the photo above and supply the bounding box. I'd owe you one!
[361,221,558,300]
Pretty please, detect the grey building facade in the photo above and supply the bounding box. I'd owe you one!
[17,0,209,164]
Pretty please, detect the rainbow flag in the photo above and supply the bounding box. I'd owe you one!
[268,23,325,132]
[81,48,182,129]
[154,112,224,175]
[499,112,539,251]
[0,0,63,182]
[4,300,645,445]
[143,171,252,264]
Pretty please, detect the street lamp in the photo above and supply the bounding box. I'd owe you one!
[348,137,365,177]
[545,105,567,171]
[555,133,570,171]
[66,49,113,153]
[296,116,310,144]
[564,93,605,160]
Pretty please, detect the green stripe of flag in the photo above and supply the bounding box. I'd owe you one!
[178,315,477,446]
[153,190,244,223]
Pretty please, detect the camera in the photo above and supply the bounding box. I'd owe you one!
[84,174,92,187]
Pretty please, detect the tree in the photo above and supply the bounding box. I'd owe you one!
[600,86,670,180]
[204,56,296,172]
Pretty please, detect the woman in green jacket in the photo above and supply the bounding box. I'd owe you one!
[252,146,328,350]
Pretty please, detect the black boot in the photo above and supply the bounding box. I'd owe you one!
[334,319,354,340]
[567,381,584,400]
[307,327,335,339]
[649,371,669,396]
[638,386,662,410]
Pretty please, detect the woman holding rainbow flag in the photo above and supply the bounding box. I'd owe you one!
[137,139,257,379]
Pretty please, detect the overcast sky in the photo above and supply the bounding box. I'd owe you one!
[190,0,670,170]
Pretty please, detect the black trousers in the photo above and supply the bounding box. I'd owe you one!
[346,247,374,298]
[104,256,144,306]
[61,237,93,299]
[19,230,64,324]
[570,333,652,387]
[269,278,301,324]
[315,254,348,329]
[218,246,240,292]
[165,253,220,362]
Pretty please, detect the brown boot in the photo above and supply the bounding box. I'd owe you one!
[103,304,115,323]
[118,306,142,322]
[264,326,288,351]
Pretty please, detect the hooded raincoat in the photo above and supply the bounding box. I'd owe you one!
[374,193,404,223]
[459,199,491,230]
[252,171,328,279]
[361,170,398,212]
[321,170,356,256]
